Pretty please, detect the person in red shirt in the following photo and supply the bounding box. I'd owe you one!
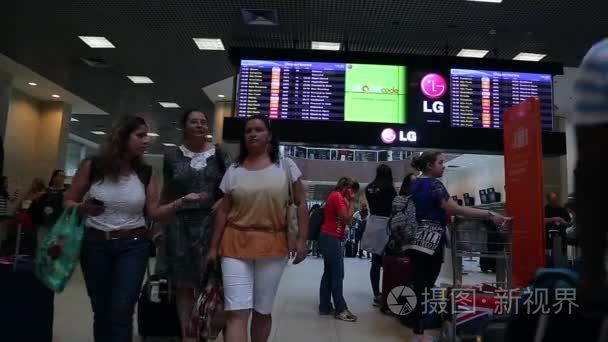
[318,177,359,322]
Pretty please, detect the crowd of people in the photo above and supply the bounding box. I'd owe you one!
[2,38,607,339]
[0,111,556,342]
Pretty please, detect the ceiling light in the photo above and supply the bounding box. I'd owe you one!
[147,133,160,137]
[466,0,503,3]
[513,52,547,62]
[28,82,37,86]
[51,94,61,98]
[159,102,180,108]
[205,135,213,139]
[162,143,176,147]
[78,36,115,48]
[71,118,79,122]
[127,76,154,84]
[457,49,489,58]
[193,38,225,50]
[217,94,226,98]
[90,131,106,135]
[311,41,341,51]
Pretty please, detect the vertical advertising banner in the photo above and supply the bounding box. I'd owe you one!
[503,97,545,287]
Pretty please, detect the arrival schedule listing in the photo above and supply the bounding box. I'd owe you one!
[237,60,345,120]
[450,69,553,130]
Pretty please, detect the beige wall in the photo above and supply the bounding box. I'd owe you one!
[213,101,233,144]
[292,157,416,184]
[444,155,506,203]
[443,154,567,207]
[3,90,70,191]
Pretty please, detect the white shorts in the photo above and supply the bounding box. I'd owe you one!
[221,257,287,314]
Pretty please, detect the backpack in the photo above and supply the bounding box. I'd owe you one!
[384,195,417,256]
[308,206,325,241]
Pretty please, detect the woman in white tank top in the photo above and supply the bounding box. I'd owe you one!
[64,116,203,342]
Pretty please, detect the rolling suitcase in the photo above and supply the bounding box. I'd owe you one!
[137,265,181,339]
[344,239,356,258]
[381,255,414,309]
[0,218,54,342]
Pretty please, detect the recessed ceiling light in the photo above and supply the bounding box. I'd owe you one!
[217,94,226,98]
[90,131,106,135]
[193,38,225,50]
[513,52,547,62]
[78,36,115,48]
[159,102,180,108]
[466,0,502,3]
[311,41,341,51]
[51,94,61,98]
[127,76,154,84]
[147,132,160,137]
[28,82,37,86]
[71,118,79,122]
[162,143,177,147]
[457,49,489,58]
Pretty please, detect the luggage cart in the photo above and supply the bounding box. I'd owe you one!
[442,219,513,342]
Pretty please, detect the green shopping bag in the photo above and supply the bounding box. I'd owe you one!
[35,206,85,292]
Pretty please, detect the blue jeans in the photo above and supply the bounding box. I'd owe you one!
[319,232,348,313]
[80,236,149,342]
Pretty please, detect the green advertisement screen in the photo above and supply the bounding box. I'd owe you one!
[236,60,407,124]
[344,64,407,124]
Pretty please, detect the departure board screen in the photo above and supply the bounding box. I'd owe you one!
[450,69,553,130]
[236,60,407,123]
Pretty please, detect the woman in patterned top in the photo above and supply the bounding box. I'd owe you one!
[161,109,229,341]
[407,151,509,342]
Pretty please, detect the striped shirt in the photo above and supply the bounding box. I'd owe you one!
[574,39,608,126]
[0,193,17,216]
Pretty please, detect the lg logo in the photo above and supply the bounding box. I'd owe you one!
[381,128,417,144]
[420,73,446,114]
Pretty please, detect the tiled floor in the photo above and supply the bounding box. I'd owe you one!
[53,256,496,341]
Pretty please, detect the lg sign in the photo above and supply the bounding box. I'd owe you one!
[420,73,446,114]
[381,128,417,144]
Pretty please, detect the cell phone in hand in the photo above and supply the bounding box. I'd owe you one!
[90,198,104,206]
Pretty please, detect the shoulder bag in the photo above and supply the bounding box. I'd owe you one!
[281,158,299,251]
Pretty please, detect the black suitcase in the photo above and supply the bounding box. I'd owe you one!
[137,272,182,338]
[344,240,356,258]
[480,221,504,273]
[0,261,54,342]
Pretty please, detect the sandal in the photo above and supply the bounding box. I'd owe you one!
[335,309,358,322]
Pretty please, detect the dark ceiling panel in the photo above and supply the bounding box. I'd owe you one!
[1,0,605,153]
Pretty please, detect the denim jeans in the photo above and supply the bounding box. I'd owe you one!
[80,235,149,342]
[318,232,348,313]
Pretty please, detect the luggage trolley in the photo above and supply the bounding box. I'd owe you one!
[442,215,514,342]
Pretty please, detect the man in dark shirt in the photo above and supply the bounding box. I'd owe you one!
[574,39,608,318]
[545,192,571,228]
[544,192,571,260]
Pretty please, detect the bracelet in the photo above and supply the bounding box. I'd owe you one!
[173,197,183,211]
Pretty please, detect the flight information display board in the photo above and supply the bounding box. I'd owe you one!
[450,69,553,130]
[235,59,555,131]
[236,60,407,123]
